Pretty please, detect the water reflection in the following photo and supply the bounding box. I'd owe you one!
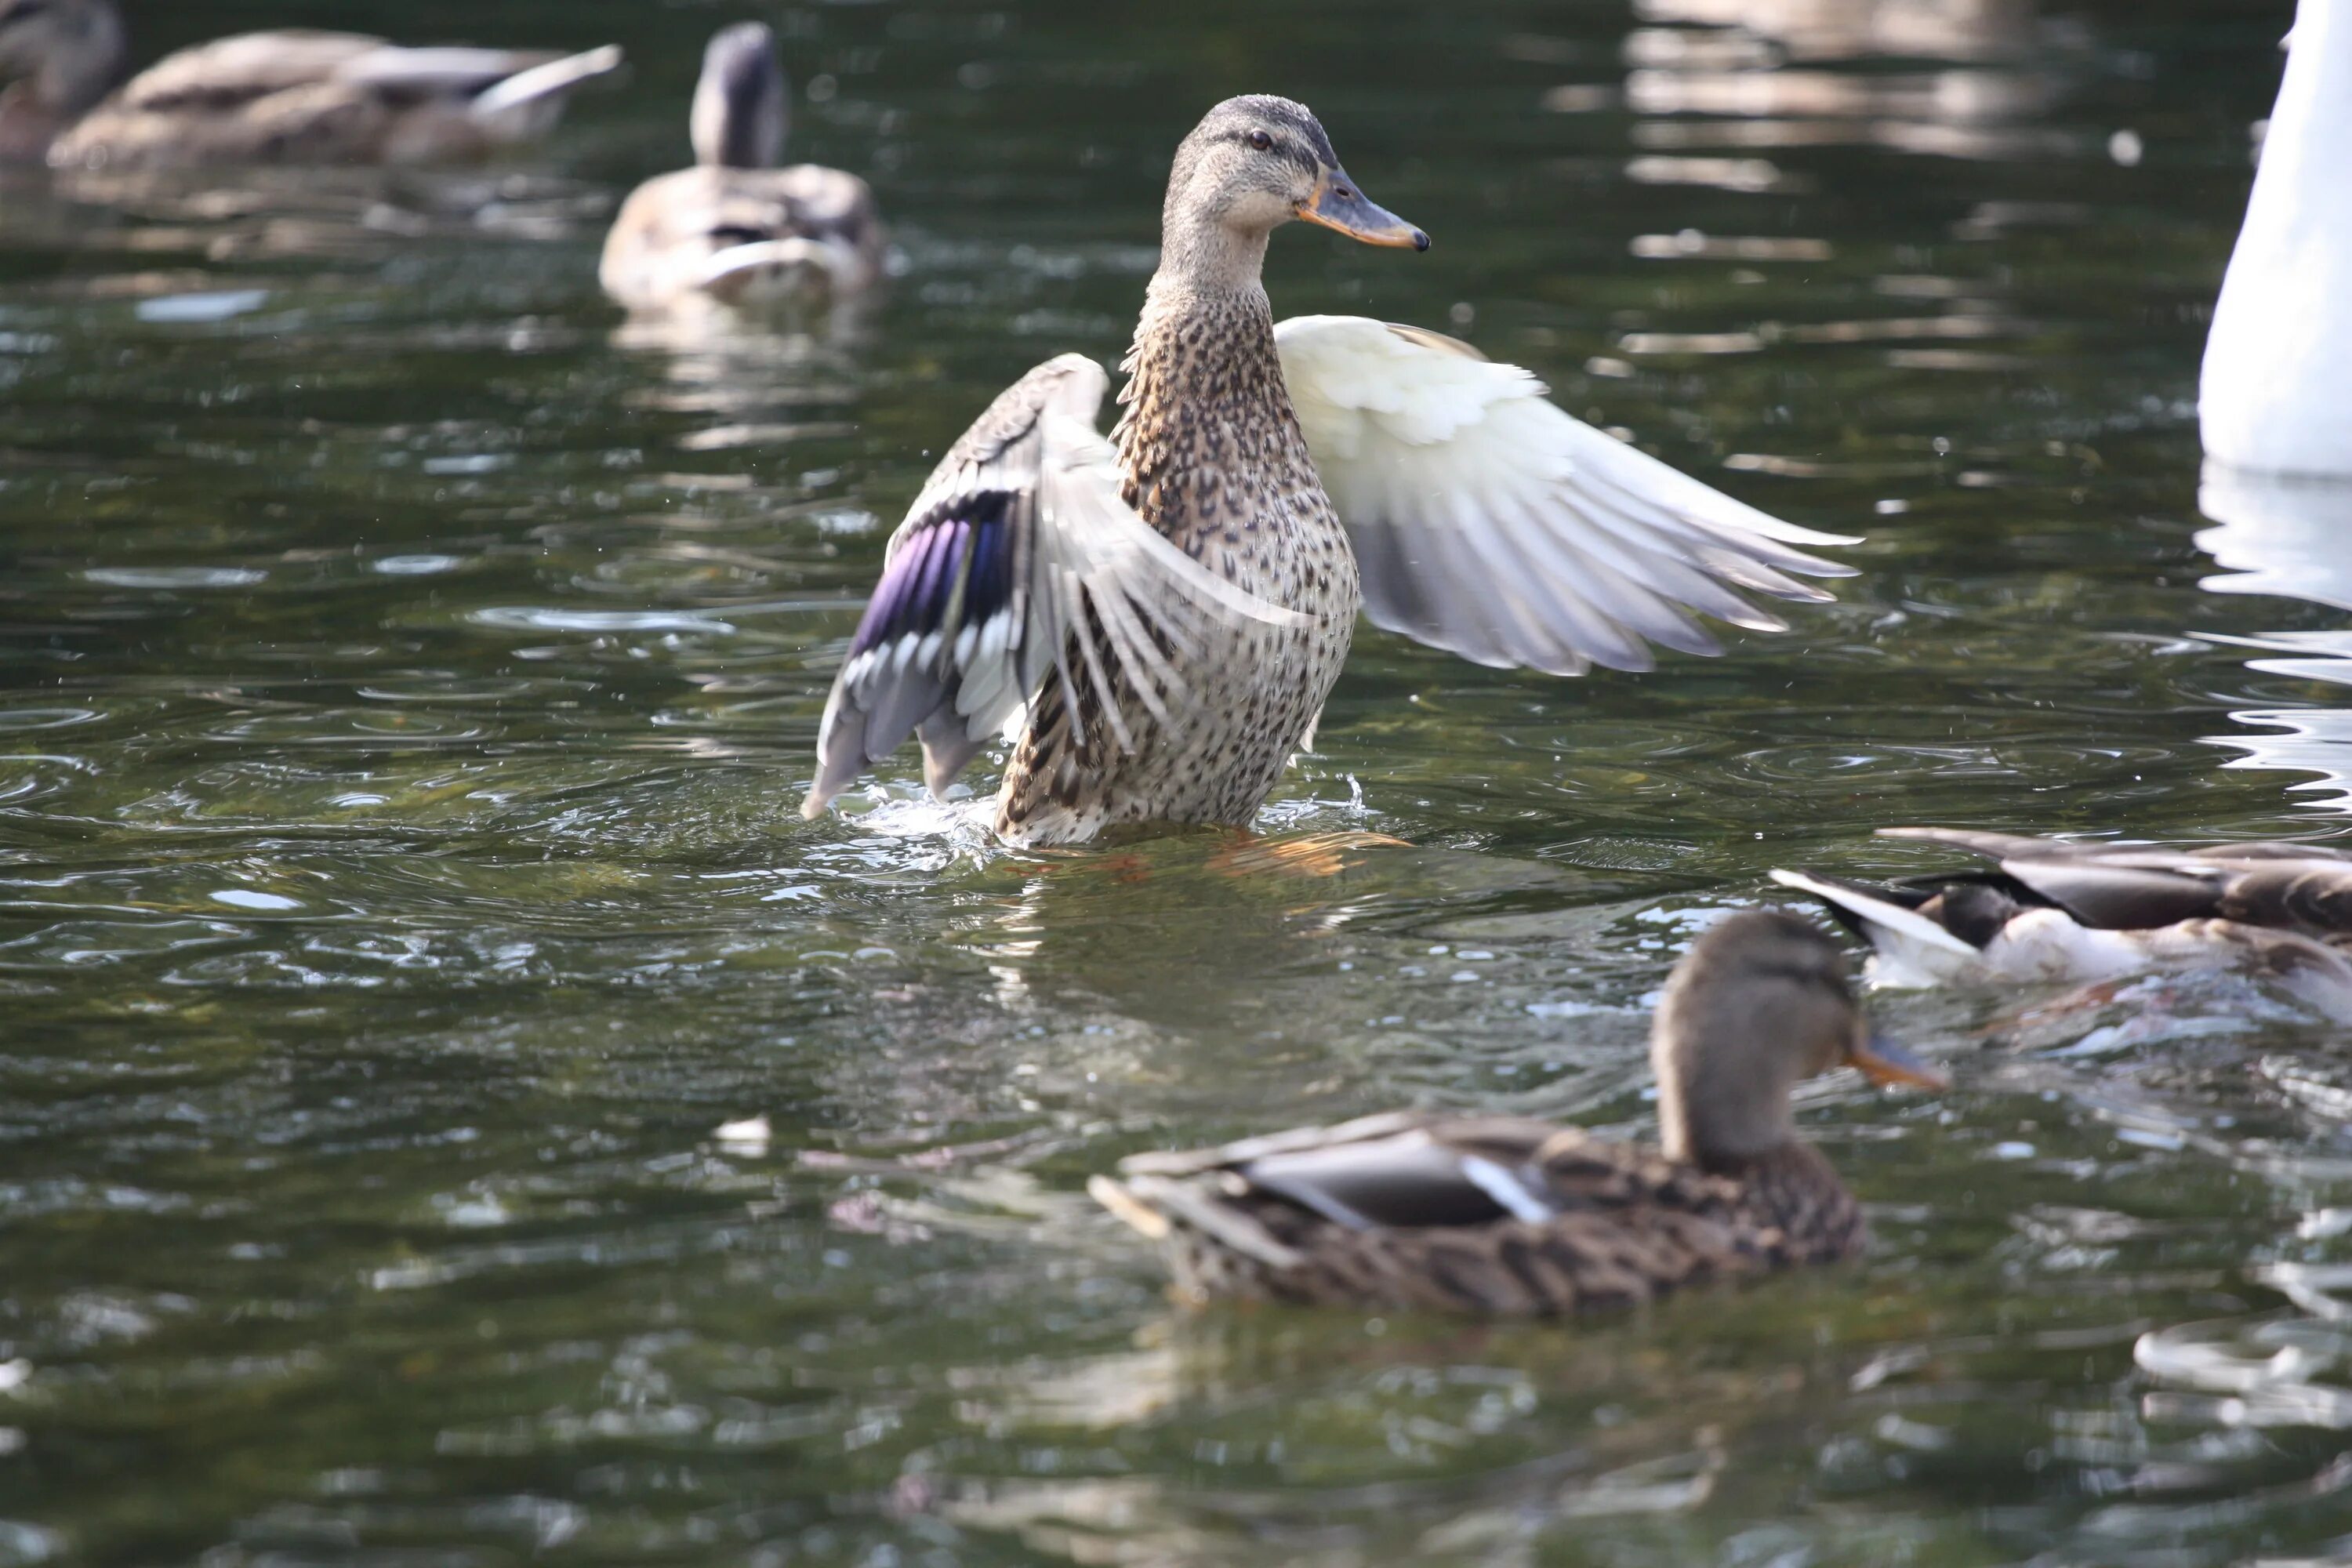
[2197,465,2352,809]
[1621,0,2080,165]
[38,165,612,259]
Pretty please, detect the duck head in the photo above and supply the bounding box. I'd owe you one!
[1652,909,1944,1171]
[0,0,126,127]
[690,21,786,170]
[1157,95,1425,291]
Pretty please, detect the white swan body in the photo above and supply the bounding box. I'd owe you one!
[2201,0,2352,474]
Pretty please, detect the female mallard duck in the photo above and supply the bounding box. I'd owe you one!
[1773,827,2352,1015]
[800,94,1859,845]
[600,23,881,312]
[1088,911,1944,1315]
[0,0,620,169]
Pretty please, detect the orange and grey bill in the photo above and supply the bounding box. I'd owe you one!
[1848,1031,1950,1091]
[1298,169,1429,251]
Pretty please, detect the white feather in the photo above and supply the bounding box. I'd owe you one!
[1274,314,1857,675]
[697,238,837,301]
[1768,870,1979,956]
[1459,1156,1555,1222]
[1976,909,2169,984]
[1767,868,1986,988]
[461,45,623,148]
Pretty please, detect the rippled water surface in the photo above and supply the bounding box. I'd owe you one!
[6,0,2352,1563]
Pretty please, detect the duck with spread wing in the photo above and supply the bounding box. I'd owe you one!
[801,95,1858,845]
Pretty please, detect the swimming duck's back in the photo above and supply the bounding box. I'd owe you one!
[1095,1112,1864,1316]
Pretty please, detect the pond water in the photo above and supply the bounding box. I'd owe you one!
[4,0,2352,1563]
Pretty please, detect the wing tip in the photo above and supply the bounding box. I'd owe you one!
[1876,826,2015,854]
[1768,867,1842,901]
[1087,1174,1171,1240]
[1769,867,1980,956]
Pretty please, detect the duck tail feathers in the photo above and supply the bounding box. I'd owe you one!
[696,237,848,302]
[1769,869,1980,957]
[469,45,626,126]
[1087,1174,1171,1240]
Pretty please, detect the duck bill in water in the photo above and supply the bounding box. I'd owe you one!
[1846,1030,1949,1091]
[1298,168,1428,251]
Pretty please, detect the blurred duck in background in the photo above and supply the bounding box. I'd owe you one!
[2201,0,2352,476]
[0,0,620,169]
[599,22,883,313]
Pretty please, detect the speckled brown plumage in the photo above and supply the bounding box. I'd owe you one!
[1125,1117,1864,1316]
[994,281,1359,842]
[1090,910,1941,1317]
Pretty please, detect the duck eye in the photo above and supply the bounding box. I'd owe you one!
[1247,129,1272,151]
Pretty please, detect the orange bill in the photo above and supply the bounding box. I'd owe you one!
[1849,1031,1950,1091]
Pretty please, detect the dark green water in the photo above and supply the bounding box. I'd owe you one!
[5,0,2352,1563]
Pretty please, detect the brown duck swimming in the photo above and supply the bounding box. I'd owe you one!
[800,94,1857,845]
[1774,826,2352,1016]
[0,0,619,169]
[1089,910,1944,1316]
[599,23,882,312]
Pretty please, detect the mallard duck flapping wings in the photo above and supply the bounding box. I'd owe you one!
[1089,911,1944,1315]
[801,95,1857,844]
[1773,827,2352,1014]
[600,23,882,311]
[2,0,621,169]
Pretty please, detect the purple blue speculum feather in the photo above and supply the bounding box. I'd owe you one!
[846,492,1018,662]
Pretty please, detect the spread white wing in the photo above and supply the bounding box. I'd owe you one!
[1275,315,1858,676]
[803,354,1305,818]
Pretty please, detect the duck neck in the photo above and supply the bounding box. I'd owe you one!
[1112,253,1303,541]
[38,2,126,118]
[1654,1048,1801,1174]
[1152,206,1272,297]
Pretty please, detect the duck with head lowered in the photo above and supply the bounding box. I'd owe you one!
[1774,826,2352,1017]
[600,23,882,313]
[1089,911,1945,1316]
[800,94,1860,845]
[0,0,620,169]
